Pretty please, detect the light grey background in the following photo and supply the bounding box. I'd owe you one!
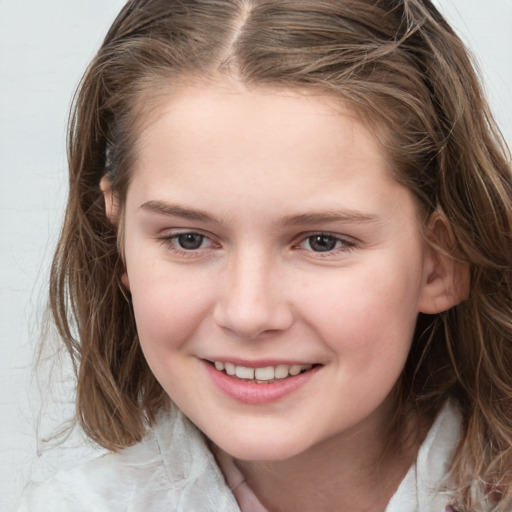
[1,1,511,509]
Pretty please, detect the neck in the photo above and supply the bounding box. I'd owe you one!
[216,405,430,512]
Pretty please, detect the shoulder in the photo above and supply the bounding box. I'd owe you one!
[386,401,464,512]
[17,407,240,512]
[17,427,164,512]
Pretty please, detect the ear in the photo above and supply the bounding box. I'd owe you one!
[120,272,131,291]
[418,211,470,314]
[99,174,119,225]
[99,175,131,291]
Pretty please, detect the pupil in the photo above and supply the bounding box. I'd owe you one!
[178,233,204,250]
[310,235,336,252]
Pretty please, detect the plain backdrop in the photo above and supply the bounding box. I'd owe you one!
[1,1,511,510]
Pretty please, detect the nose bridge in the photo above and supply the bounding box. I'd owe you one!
[214,244,293,338]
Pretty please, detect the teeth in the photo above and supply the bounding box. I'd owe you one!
[274,365,289,379]
[255,366,274,381]
[213,361,313,381]
[236,366,255,379]
[289,365,302,376]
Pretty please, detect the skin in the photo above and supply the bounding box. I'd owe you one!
[103,81,461,511]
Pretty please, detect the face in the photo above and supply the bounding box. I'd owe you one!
[120,82,435,462]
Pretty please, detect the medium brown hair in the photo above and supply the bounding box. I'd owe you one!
[50,1,512,509]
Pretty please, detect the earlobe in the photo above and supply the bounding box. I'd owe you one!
[418,257,469,314]
[418,212,470,314]
[121,272,131,292]
[99,175,118,224]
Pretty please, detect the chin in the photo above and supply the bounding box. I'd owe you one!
[211,431,309,462]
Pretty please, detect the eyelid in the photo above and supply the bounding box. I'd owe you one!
[157,226,219,241]
[157,229,221,257]
[155,228,357,259]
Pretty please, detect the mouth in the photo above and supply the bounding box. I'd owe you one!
[207,360,318,384]
[204,359,322,404]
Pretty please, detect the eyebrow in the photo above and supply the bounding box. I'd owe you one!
[280,211,380,226]
[140,200,218,223]
[140,200,379,226]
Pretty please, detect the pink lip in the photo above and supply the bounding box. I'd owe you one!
[202,360,321,405]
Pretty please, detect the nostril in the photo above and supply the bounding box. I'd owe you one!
[212,295,294,339]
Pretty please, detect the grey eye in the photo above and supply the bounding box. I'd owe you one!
[307,234,339,252]
[177,233,205,250]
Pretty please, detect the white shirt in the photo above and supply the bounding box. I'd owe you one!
[18,402,463,511]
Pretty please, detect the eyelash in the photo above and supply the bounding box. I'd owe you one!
[157,232,217,257]
[296,233,356,255]
[158,231,356,258]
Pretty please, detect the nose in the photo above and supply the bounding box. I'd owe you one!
[213,248,294,339]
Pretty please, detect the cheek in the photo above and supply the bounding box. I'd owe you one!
[126,258,215,353]
[298,258,423,363]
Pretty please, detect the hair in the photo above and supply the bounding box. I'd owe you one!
[49,0,512,509]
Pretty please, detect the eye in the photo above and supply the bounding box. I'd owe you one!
[175,233,207,250]
[298,233,354,253]
[158,231,217,254]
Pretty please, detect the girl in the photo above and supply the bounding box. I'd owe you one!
[19,0,512,511]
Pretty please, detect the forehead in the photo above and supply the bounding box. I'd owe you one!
[123,81,422,231]
[132,81,394,180]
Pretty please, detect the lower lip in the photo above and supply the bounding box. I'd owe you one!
[203,361,320,405]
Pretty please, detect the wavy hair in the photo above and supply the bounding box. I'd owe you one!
[50,1,512,509]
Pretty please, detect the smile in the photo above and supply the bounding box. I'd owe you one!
[203,359,321,404]
[212,361,313,383]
